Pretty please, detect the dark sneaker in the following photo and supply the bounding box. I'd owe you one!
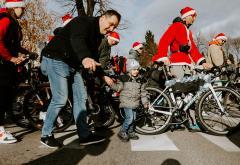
[79,134,105,146]
[40,135,62,148]
[128,132,139,140]
[117,131,129,142]
[174,124,185,131]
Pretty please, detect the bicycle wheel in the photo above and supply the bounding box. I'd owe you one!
[11,90,32,128]
[24,83,74,132]
[197,86,240,135]
[135,87,173,135]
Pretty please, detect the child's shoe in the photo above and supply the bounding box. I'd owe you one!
[117,131,129,142]
[128,132,139,140]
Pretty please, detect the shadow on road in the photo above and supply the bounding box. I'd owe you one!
[161,158,181,165]
[24,128,114,165]
[227,123,240,147]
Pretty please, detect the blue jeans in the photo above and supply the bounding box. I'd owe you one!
[121,108,136,133]
[40,56,90,138]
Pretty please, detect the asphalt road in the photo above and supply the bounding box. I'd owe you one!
[0,122,239,165]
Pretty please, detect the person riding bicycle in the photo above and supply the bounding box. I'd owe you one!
[152,7,212,131]
[0,0,37,144]
[111,59,149,142]
[40,10,121,148]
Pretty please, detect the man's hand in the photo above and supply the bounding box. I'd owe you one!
[10,56,26,65]
[162,58,170,65]
[144,103,149,109]
[82,57,101,71]
[103,76,114,86]
[202,63,213,70]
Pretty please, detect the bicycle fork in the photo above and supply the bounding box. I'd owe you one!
[208,84,225,113]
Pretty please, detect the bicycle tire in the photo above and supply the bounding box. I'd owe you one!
[11,90,32,129]
[135,87,173,135]
[23,83,74,133]
[197,86,240,135]
[88,104,116,128]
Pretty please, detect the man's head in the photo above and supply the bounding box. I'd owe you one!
[180,7,197,27]
[213,33,227,46]
[99,10,121,35]
[5,0,25,18]
[132,42,144,54]
[107,31,120,46]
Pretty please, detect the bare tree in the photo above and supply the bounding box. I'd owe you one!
[19,0,56,53]
[195,32,208,57]
[55,0,128,29]
[56,0,110,16]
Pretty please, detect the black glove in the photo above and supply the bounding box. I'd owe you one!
[179,45,190,53]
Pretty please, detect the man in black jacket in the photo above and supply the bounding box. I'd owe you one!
[40,10,121,148]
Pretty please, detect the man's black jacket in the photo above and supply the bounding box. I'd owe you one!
[42,16,104,70]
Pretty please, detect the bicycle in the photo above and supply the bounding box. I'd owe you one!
[18,56,74,132]
[134,64,240,135]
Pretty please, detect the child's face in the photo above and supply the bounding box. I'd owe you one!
[130,69,139,77]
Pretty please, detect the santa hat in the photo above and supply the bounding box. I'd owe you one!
[132,42,143,51]
[126,59,140,72]
[213,33,227,41]
[47,35,54,43]
[5,0,25,8]
[62,13,72,26]
[180,7,196,19]
[108,31,120,42]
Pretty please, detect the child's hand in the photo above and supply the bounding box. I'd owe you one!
[144,103,149,109]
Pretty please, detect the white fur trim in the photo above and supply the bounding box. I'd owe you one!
[5,2,25,8]
[62,19,72,27]
[133,44,143,50]
[215,36,227,41]
[170,62,192,67]
[196,57,205,65]
[181,10,196,19]
[108,36,120,42]
[156,57,169,62]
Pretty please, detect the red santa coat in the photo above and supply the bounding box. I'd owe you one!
[152,22,205,66]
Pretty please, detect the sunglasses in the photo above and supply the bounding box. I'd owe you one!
[139,47,144,50]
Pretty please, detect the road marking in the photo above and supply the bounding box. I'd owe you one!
[131,134,179,151]
[198,133,240,152]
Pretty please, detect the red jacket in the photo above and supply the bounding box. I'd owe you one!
[152,21,205,66]
[0,8,23,61]
[0,8,12,61]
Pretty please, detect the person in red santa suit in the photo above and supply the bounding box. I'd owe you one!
[0,0,36,144]
[152,7,212,79]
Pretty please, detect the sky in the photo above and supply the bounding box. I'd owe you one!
[46,0,240,56]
